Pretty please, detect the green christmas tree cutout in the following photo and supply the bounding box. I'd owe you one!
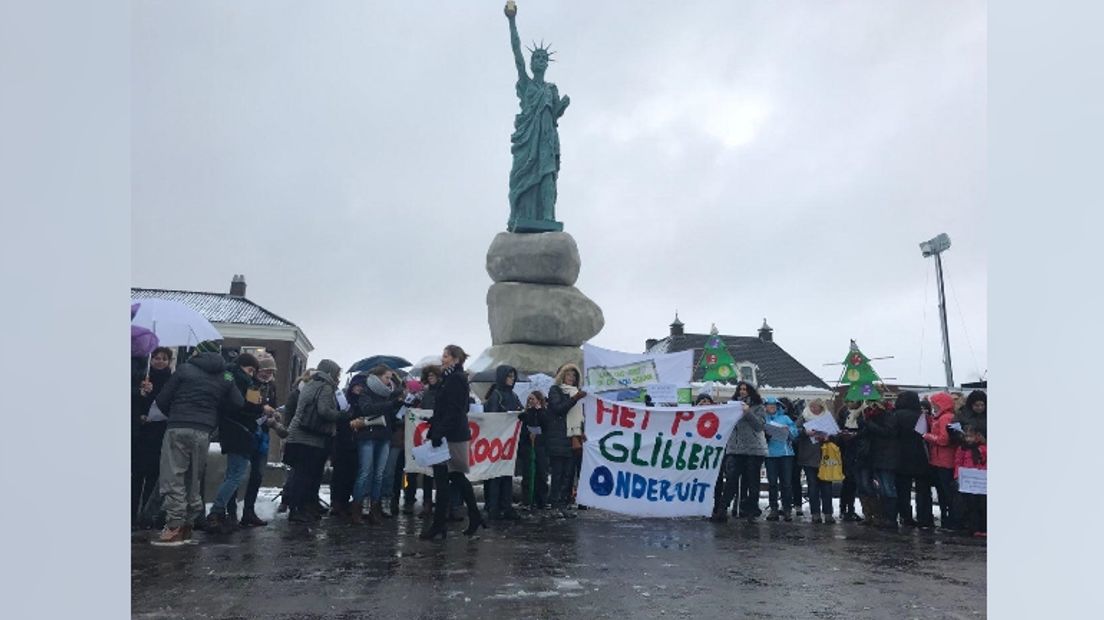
[699,326,739,382]
[839,340,882,401]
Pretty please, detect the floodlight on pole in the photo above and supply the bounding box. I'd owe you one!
[919,233,954,388]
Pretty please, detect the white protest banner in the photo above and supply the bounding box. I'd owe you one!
[403,408,522,482]
[958,468,987,495]
[583,344,694,392]
[803,413,841,437]
[411,439,451,467]
[576,396,744,517]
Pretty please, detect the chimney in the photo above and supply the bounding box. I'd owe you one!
[669,312,685,337]
[758,318,773,342]
[230,274,247,298]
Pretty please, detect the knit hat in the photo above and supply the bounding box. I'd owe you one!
[193,340,221,354]
[258,353,277,371]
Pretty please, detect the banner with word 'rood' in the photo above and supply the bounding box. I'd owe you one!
[403,408,522,482]
[576,397,745,517]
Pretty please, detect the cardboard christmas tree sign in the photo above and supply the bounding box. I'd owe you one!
[839,340,883,401]
[699,330,739,382]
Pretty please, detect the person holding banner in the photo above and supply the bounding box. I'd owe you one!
[712,381,767,523]
[482,365,524,521]
[954,429,986,537]
[547,364,588,518]
[420,345,485,540]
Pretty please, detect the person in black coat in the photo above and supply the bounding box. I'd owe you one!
[330,373,367,518]
[517,390,550,510]
[206,353,262,532]
[482,365,523,520]
[855,400,900,528]
[131,347,174,526]
[891,391,931,528]
[420,345,485,540]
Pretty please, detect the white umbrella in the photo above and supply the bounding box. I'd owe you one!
[131,298,222,348]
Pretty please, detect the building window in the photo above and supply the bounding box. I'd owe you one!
[737,364,757,385]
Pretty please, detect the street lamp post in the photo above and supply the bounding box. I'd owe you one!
[919,233,954,388]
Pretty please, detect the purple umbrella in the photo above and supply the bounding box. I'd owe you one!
[132,325,160,357]
[131,301,160,357]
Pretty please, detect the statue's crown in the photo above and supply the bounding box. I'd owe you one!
[527,39,556,61]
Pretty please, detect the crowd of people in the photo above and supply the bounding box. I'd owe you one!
[132,342,986,546]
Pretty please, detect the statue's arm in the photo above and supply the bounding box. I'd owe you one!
[507,14,529,83]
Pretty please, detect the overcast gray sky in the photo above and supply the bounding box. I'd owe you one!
[132,1,986,387]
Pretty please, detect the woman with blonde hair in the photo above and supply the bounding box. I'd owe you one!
[546,363,588,518]
[796,398,836,523]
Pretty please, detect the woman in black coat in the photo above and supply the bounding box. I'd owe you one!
[131,347,174,526]
[420,345,485,540]
[892,391,930,528]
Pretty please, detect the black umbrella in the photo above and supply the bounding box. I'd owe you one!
[347,355,413,374]
[470,368,530,383]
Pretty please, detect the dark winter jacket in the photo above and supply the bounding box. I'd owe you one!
[892,391,929,476]
[856,404,899,471]
[418,383,440,410]
[954,390,987,438]
[544,385,580,458]
[287,361,346,450]
[795,412,834,469]
[484,365,523,413]
[428,365,472,444]
[336,375,367,452]
[132,363,172,442]
[156,352,243,433]
[353,374,403,442]
[218,364,264,456]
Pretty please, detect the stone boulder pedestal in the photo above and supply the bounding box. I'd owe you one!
[472,231,603,377]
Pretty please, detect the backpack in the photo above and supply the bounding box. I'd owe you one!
[818,442,845,482]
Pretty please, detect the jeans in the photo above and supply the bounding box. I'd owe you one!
[857,468,897,499]
[720,454,764,517]
[764,456,794,511]
[286,444,329,510]
[228,450,266,515]
[381,445,403,502]
[212,453,252,513]
[159,427,210,528]
[803,466,833,516]
[549,455,574,508]
[353,437,391,503]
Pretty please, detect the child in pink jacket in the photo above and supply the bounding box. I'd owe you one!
[954,431,987,537]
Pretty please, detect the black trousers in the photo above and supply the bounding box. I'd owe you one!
[961,493,986,533]
[896,471,933,524]
[131,434,163,523]
[330,446,358,508]
[839,446,859,514]
[287,444,329,510]
[720,454,764,517]
[549,455,574,508]
[431,464,478,523]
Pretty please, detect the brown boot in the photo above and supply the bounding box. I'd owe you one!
[349,501,364,524]
[367,501,383,525]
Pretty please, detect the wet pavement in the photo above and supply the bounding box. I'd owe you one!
[132,490,986,619]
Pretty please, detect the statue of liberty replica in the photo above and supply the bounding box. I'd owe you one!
[504,1,570,233]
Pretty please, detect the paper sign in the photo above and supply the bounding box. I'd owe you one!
[948,422,963,433]
[644,383,679,404]
[576,397,744,517]
[335,390,350,412]
[802,413,840,437]
[914,414,929,435]
[147,401,168,422]
[411,439,451,466]
[765,422,792,441]
[958,467,987,495]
